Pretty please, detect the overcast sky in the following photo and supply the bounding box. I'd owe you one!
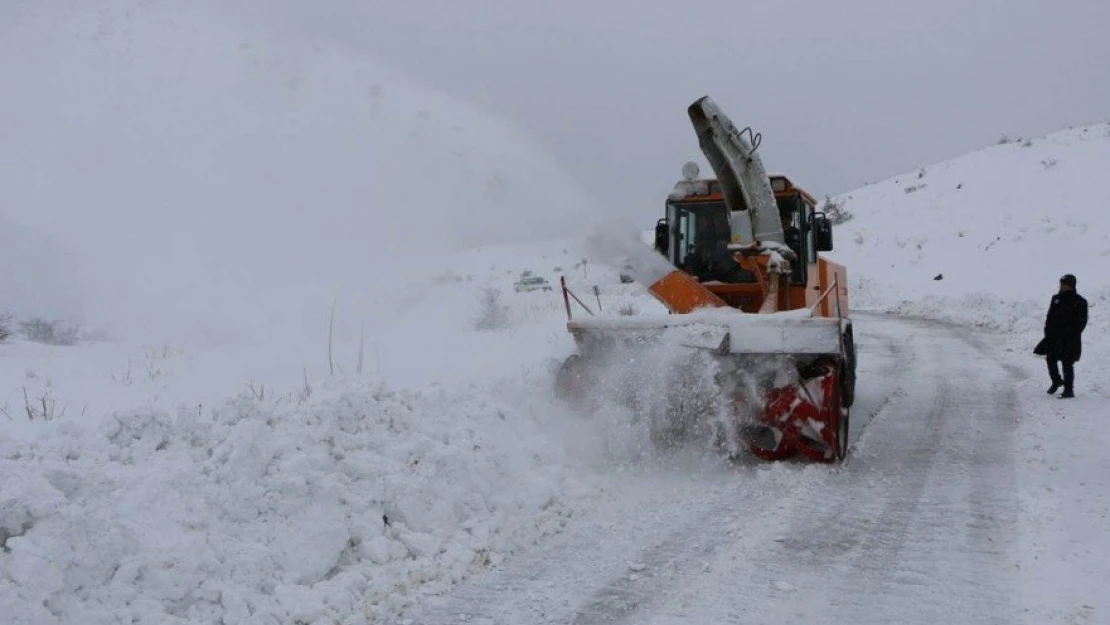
[267,0,1109,222]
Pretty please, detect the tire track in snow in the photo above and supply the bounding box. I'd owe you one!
[564,314,916,624]
[398,315,936,625]
[403,459,831,625]
[567,466,830,625]
[631,315,1025,625]
[633,319,948,623]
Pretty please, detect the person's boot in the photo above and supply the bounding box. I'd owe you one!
[1047,382,1061,394]
[1060,366,1075,398]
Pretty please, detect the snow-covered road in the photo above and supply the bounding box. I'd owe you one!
[403,312,1026,625]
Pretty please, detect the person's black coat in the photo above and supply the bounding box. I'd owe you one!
[1043,290,1088,361]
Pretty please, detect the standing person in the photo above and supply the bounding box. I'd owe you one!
[1041,274,1088,398]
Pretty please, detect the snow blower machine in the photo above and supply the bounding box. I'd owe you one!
[554,95,856,462]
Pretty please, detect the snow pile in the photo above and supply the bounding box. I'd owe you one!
[826,122,1110,336]
[0,377,599,624]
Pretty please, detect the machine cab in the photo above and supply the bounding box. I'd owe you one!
[655,172,833,286]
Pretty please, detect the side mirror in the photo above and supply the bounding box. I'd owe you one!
[654,218,669,255]
[814,213,833,251]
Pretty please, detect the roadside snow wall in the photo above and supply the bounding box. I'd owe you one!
[0,380,592,624]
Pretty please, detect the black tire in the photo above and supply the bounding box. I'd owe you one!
[841,326,857,409]
[837,406,850,461]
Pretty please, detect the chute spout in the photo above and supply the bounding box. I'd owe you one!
[687,96,785,247]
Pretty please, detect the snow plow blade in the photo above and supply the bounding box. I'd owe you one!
[566,309,842,355]
[556,309,851,463]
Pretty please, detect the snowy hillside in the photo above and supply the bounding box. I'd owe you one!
[827,122,1110,335]
[0,0,598,344]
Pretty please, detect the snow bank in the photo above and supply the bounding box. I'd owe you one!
[0,376,597,624]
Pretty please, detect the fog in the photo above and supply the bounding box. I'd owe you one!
[0,0,600,342]
[305,0,1109,217]
[2,0,1107,342]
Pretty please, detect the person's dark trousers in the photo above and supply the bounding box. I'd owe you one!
[1047,357,1075,396]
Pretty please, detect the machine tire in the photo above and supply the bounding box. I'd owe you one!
[837,406,850,461]
[841,326,857,409]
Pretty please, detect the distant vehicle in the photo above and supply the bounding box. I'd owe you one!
[514,274,553,293]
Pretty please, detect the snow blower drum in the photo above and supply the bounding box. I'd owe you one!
[555,311,852,462]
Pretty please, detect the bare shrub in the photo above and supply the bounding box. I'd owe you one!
[475,286,510,331]
[0,312,11,343]
[617,303,638,316]
[21,385,65,421]
[19,318,79,345]
[821,195,854,225]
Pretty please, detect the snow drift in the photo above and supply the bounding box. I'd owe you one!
[0,376,604,625]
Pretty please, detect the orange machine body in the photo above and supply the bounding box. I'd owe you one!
[652,173,848,319]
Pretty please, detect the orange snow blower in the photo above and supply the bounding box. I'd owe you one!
[555,96,857,462]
